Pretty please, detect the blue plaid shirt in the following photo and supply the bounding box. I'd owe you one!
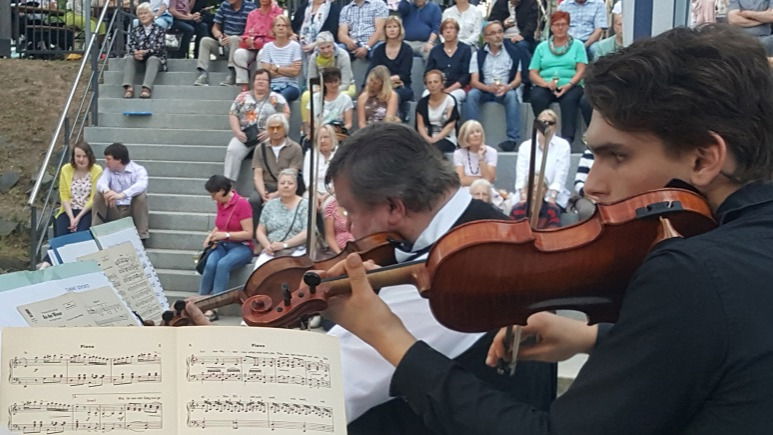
[558,0,608,42]
[340,0,389,45]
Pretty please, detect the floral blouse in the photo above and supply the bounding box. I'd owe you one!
[229,91,288,130]
[127,22,167,71]
[70,174,92,210]
[364,95,388,125]
[259,198,309,243]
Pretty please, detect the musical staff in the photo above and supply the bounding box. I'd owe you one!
[8,400,162,433]
[186,399,333,433]
[9,352,161,387]
[186,354,331,388]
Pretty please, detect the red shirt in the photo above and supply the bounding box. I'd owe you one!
[216,191,253,249]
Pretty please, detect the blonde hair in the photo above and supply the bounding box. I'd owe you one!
[271,15,294,39]
[538,108,559,124]
[383,16,405,42]
[316,124,339,149]
[366,65,393,103]
[458,120,486,148]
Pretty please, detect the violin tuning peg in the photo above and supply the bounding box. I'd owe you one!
[161,311,175,325]
[173,299,186,314]
[282,284,292,307]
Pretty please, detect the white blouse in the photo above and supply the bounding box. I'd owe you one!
[515,135,572,208]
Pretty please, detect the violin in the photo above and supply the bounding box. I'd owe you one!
[161,232,399,326]
[241,188,717,332]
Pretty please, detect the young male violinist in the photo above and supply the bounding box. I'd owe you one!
[321,24,773,433]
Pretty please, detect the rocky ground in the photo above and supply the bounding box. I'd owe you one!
[0,58,82,272]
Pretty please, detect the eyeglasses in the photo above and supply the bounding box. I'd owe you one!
[539,120,557,126]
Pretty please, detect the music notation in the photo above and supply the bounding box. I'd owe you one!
[9,352,161,387]
[187,399,333,433]
[8,400,162,433]
[186,354,331,388]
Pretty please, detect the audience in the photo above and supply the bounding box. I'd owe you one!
[123,2,167,99]
[727,0,773,55]
[558,0,608,58]
[453,119,497,186]
[511,109,571,228]
[169,0,208,59]
[302,32,357,127]
[258,15,303,102]
[54,142,103,237]
[224,69,290,183]
[367,16,415,118]
[425,18,471,102]
[233,0,284,89]
[488,0,539,51]
[292,0,341,54]
[529,11,587,145]
[93,143,150,241]
[198,175,254,321]
[466,20,524,151]
[468,178,494,203]
[193,0,255,86]
[304,67,353,140]
[254,168,309,268]
[441,0,482,48]
[323,195,354,254]
[398,0,441,60]
[338,0,389,60]
[303,124,339,206]
[591,9,623,59]
[415,69,460,153]
[148,0,173,29]
[357,65,399,126]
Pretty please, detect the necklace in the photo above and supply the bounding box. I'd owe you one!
[466,148,481,175]
[548,36,573,56]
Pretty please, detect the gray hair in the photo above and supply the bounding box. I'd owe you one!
[278,167,298,181]
[265,113,289,134]
[315,31,335,47]
[326,123,459,213]
[136,2,152,14]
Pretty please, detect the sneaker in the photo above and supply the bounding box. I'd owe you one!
[193,71,209,86]
[219,71,236,86]
[497,140,520,152]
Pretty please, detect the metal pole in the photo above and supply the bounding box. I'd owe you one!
[29,206,37,269]
[90,30,99,126]
[84,0,92,51]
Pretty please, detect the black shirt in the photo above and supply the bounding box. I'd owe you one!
[390,182,773,434]
[425,42,472,88]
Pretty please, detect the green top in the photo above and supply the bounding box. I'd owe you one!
[529,38,588,87]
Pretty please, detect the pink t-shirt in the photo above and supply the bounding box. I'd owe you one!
[216,191,254,249]
[324,198,354,249]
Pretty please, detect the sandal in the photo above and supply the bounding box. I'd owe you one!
[123,86,134,98]
[203,309,219,322]
[139,87,152,99]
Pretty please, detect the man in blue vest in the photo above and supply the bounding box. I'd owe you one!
[465,20,529,151]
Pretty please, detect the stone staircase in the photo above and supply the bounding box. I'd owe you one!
[86,58,251,302]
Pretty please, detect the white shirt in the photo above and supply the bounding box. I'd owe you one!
[453,145,498,177]
[442,5,483,47]
[515,136,572,208]
[96,161,148,207]
[328,187,485,422]
[302,148,336,197]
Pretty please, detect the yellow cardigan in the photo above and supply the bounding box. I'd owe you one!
[55,163,104,218]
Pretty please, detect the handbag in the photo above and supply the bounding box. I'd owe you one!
[243,124,260,148]
[194,202,239,274]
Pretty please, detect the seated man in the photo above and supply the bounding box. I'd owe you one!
[465,20,525,151]
[558,0,607,59]
[727,0,773,55]
[249,113,303,229]
[169,0,208,59]
[398,0,441,60]
[93,143,150,241]
[338,0,388,60]
[194,0,256,86]
[487,0,539,52]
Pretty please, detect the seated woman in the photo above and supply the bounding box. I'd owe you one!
[528,11,588,144]
[292,0,340,55]
[199,175,254,320]
[511,109,571,228]
[258,15,303,102]
[254,168,309,270]
[301,31,357,129]
[416,69,460,153]
[453,119,497,186]
[54,142,103,237]
[357,65,399,127]
[303,67,353,138]
[469,178,493,203]
[122,2,167,99]
[233,0,284,89]
[224,68,290,183]
[323,195,354,255]
[303,124,338,207]
[366,16,414,117]
[425,18,471,103]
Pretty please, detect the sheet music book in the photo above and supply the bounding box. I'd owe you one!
[0,327,346,435]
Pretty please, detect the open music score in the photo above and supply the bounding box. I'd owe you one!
[186,354,331,388]
[1,327,347,434]
[186,399,334,432]
[8,401,162,433]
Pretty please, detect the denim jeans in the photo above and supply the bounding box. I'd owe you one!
[198,242,253,295]
[170,19,208,58]
[273,84,301,103]
[465,88,521,143]
[530,85,584,144]
[54,210,92,237]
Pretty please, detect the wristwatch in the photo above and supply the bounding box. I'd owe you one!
[362,44,370,51]
[226,232,231,239]
[273,64,280,73]
[283,242,289,249]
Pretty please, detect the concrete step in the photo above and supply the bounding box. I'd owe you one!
[149,176,214,195]
[158,264,254,295]
[147,228,209,250]
[92,144,226,163]
[149,210,215,231]
[98,112,231,130]
[99,98,232,115]
[108,57,232,73]
[104,70,234,86]
[147,193,212,213]
[99,84,239,100]
[86,126,232,145]
[137,160,224,178]
[147,248,199,270]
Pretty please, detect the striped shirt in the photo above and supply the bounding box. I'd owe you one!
[573,146,595,195]
[339,0,389,45]
[214,0,257,36]
[558,0,608,42]
[258,40,303,88]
